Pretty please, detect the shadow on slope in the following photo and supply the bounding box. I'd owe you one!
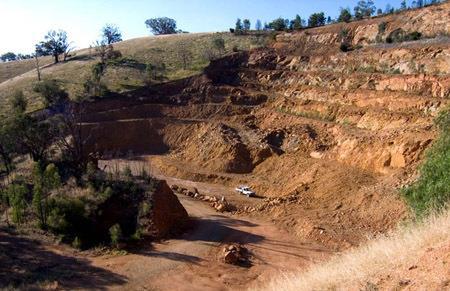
[0,229,127,289]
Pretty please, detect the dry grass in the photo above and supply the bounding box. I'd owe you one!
[0,32,267,117]
[0,56,54,83]
[256,208,450,291]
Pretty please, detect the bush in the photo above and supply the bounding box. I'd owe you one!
[47,196,87,239]
[7,184,28,224]
[378,22,387,34]
[33,79,69,108]
[33,163,62,229]
[386,29,422,43]
[109,224,122,248]
[407,31,422,41]
[72,236,82,249]
[10,90,28,113]
[403,107,450,217]
[122,166,133,179]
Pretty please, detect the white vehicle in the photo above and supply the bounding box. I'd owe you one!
[235,186,256,197]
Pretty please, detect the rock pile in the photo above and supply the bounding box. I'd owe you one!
[170,184,232,213]
[221,244,249,265]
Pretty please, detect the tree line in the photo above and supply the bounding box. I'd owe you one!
[1,17,184,64]
[2,0,445,62]
[230,0,445,33]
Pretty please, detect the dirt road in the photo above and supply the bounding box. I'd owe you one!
[88,193,331,290]
[1,174,331,290]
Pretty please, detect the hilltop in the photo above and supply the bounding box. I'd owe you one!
[0,32,269,116]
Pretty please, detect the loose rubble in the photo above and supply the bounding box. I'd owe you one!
[220,244,250,266]
[170,184,233,213]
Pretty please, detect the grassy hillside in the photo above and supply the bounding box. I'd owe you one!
[0,32,269,117]
[0,56,54,84]
[257,209,450,291]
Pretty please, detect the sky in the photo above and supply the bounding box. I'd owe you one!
[0,0,406,55]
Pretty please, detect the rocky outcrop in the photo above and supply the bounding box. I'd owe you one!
[276,1,450,53]
[141,180,188,238]
[89,179,188,244]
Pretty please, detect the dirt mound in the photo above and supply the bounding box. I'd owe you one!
[178,122,272,174]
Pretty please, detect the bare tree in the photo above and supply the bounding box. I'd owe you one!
[177,42,193,70]
[53,102,95,174]
[34,53,41,81]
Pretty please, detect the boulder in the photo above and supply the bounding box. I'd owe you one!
[221,244,248,265]
[216,204,226,212]
[223,251,240,264]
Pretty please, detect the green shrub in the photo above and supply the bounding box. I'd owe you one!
[378,22,387,34]
[403,107,450,217]
[47,196,87,240]
[33,163,62,228]
[386,29,422,43]
[131,228,143,241]
[109,224,122,248]
[122,166,133,179]
[33,79,69,108]
[406,31,422,41]
[7,184,28,224]
[72,236,82,249]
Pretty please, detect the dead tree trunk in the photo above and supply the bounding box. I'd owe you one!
[34,54,41,81]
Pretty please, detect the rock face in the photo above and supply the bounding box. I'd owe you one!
[276,1,450,53]
[91,179,188,244]
[140,180,189,238]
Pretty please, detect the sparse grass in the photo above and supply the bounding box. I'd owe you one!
[277,106,336,122]
[256,208,450,291]
[0,32,268,118]
[0,56,54,83]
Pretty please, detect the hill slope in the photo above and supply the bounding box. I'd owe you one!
[0,32,268,117]
[256,209,450,291]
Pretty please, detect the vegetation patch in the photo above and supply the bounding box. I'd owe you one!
[386,29,422,43]
[277,107,336,122]
[403,107,450,217]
